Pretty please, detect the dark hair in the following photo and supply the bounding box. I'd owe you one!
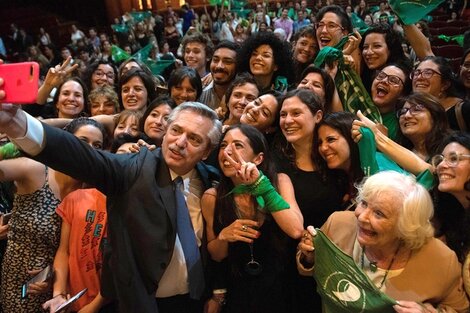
[416,20,430,38]
[299,65,335,112]
[110,132,145,153]
[360,24,406,67]
[225,73,259,106]
[419,56,465,98]
[380,61,413,95]
[275,89,323,169]
[82,59,118,93]
[314,112,363,188]
[167,66,203,99]
[213,124,280,244]
[181,32,214,61]
[396,92,450,157]
[236,32,294,87]
[118,57,153,81]
[53,77,88,117]
[293,25,316,42]
[433,132,470,262]
[118,68,157,110]
[214,40,240,54]
[64,117,109,149]
[461,48,470,66]
[140,95,176,132]
[316,5,353,33]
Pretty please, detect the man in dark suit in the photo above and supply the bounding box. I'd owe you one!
[0,101,222,313]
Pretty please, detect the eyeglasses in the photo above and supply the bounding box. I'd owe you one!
[396,104,425,118]
[410,68,441,80]
[431,152,470,168]
[314,21,344,31]
[94,70,115,79]
[461,63,470,71]
[376,71,404,87]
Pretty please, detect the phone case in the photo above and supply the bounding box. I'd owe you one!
[21,265,53,298]
[0,62,39,104]
[0,212,11,225]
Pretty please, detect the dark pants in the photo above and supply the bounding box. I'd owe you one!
[156,294,204,313]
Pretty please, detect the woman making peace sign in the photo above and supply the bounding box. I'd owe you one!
[201,124,303,313]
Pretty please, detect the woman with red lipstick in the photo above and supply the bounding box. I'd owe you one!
[201,124,303,313]
[298,171,469,313]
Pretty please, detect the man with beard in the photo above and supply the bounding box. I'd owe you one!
[199,41,239,112]
[0,99,222,313]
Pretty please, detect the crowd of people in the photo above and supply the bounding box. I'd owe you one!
[0,0,469,312]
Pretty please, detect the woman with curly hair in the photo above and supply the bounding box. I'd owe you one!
[237,32,294,93]
[81,59,117,94]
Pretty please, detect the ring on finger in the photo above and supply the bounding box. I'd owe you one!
[241,225,248,232]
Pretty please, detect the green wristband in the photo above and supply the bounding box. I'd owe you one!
[0,142,21,160]
[228,171,290,213]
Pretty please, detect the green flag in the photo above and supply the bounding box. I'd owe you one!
[351,13,369,31]
[111,45,131,63]
[132,43,153,62]
[129,11,152,23]
[438,34,464,47]
[313,229,397,313]
[145,59,175,75]
[111,24,129,33]
[389,0,445,25]
[358,127,436,189]
[314,37,382,124]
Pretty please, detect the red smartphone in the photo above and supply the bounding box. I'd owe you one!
[0,62,39,104]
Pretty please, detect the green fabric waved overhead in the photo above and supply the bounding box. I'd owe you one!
[314,37,382,123]
[438,34,464,47]
[129,11,152,23]
[111,45,131,63]
[389,0,445,25]
[313,229,397,313]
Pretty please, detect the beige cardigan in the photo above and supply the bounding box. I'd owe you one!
[297,211,469,313]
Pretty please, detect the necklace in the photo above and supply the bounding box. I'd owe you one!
[361,243,401,289]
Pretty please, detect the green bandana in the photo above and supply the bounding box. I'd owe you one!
[144,59,175,76]
[132,43,153,62]
[111,45,131,63]
[129,11,152,23]
[358,127,436,189]
[111,24,129,33]
[227,172,289,213]
[350,13,370,32]
[438,34,464,47]
[314,229,397,313]
[314,37,382,123]
[389,0,445,25]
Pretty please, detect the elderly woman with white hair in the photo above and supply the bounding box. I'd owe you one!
[298,171,469,313]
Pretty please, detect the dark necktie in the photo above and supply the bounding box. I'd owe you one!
[174,176,205,299]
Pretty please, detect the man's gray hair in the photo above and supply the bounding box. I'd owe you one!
[166,102,222,150]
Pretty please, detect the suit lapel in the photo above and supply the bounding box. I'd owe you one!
[155,150,177,231]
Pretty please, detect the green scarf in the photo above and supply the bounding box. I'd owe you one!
[314,37,382,123]
[389,0,445,25]
[314,229,397,313]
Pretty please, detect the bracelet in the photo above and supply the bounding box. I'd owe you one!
[52,293,67,299]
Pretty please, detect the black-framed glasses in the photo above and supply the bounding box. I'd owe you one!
[410,68,441,80]
[376,71,404,87]
[396,104,426,118]
[431,152,470,168]
[314,21,344,31]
